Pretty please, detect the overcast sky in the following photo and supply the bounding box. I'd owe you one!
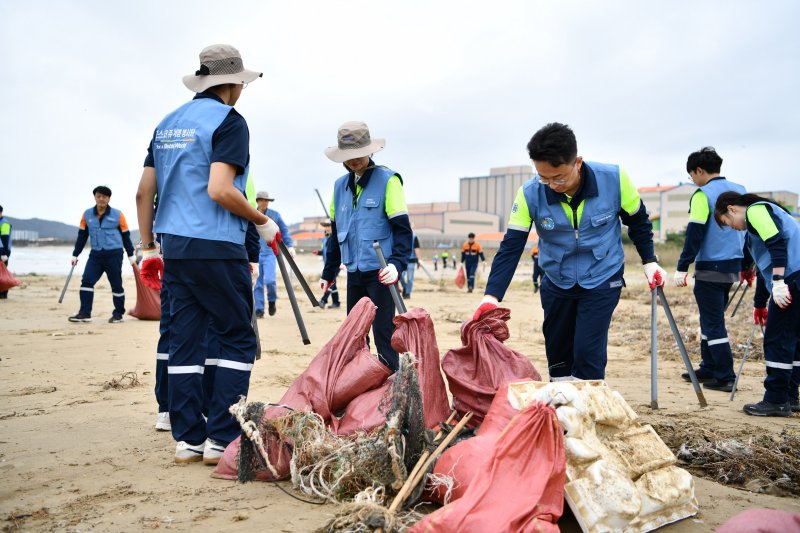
[2,0,798,228]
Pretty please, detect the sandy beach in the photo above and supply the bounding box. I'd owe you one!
[1,255,798,532]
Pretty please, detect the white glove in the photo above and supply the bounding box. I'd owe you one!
[128,255,137,266]
[288,246,296,258]
[320,278,333,292]
[673,270,688,287]
[772,279,792,309]
[379,263,399,285]
[644,262,667,289]
[0,255,7,262]
[71,256,79,266]
[256,218,280,245]
[250,262,259,286]
[472,295,499,321]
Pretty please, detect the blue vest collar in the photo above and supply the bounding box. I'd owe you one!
[543,163,599,205]
[345,158,377,195]
[193,91,225,104]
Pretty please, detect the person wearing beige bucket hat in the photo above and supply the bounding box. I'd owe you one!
[320,121,413,372]
[136,43,280,465]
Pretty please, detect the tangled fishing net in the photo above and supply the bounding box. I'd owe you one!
[231,352,430,532]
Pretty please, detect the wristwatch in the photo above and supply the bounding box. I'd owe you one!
[772,274,785,281]
[142,241,157,250]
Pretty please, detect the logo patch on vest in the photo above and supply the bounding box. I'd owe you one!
[511,203,519,213]
[541,217,555,230]
[364,197,379,208]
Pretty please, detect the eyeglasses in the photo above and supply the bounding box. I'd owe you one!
[535,175,569,186]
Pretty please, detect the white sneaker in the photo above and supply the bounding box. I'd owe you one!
[155,412,171,431]
[203,439,226,465]
[175,441,205,464]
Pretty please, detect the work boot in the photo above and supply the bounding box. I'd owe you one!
[467,287,473,293]
[329,302,341,309]
[268,301,276,316]
[68,313,92,323]
[703,380,734,393]
[255,310,264,319]
[319,301,327,309]
[743,400,792,417]
[790,398,800,413]
[681,368,715,383]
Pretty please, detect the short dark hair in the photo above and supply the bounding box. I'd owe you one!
[0,205,3,212]
[713,191,789,227]
[527,122,578,166]
[468,232,475,238]
[686,147,723,174]
[93,185,112,197]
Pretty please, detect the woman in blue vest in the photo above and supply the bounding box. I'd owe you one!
[136,44,280,464]
[473,122,666,381]
[68,186,135,323]
[672,147,749,393]
[715,191,800,417]
[320,121,413,372]
[0,205,11,299]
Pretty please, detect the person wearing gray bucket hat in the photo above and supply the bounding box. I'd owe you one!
[136,43,279,464]
[253,190,295,318]
[320,121,413,372]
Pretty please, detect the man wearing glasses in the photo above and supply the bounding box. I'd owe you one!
[473,122,665,381]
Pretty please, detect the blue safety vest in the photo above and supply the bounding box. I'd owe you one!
[695,178,746,263]
[258,208,293,258]
[333,166,395,273]
[84,207,123,251]
[152,98,248,244]
[747,202,800,292]
[522,162,624,289]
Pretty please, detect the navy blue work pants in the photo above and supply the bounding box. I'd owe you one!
[163,258,256,447]
[762,278,800,404]
[693,280,736,383]
[464,258,479,290]
[539,274,622,380]
[346,269,398,371]
[320,271,340,305]
[79,249,125,317]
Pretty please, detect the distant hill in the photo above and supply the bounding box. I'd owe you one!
[7,217,80,241]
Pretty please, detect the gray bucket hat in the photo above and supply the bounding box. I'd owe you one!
[183,44,262,93]
[324,121,385,163]
[256,190,274,201]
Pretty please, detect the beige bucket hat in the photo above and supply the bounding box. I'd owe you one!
[256,190,274,201]
[183,44,262,93]
[324,121,385,163]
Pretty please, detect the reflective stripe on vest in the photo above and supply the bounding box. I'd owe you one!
[696,179,746,263]
[152,98,248,245]
[747,202,800,292]
[523,161,624,289]
[85,207,123,251]
[333,166,395,272]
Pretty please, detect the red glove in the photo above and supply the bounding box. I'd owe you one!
[269,232,282,256]
[472,295,498,321]
[320,279,333,292]
[740,268,756,288]
[140,249,164,291]
[753,307,768,327]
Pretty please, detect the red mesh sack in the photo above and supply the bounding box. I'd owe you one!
[425,382,520,504]
[0,261,21,292]
[441,307,541,427]
[391,307,451,429]
[213,297,392,481]
[411,402,565,533]
[454,265,466,289]
[717,509,800,533]
[128,263,161,320]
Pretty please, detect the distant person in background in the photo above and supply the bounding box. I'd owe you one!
[452,256,456,269]
[318,219,340,309]
[254,190,294,318]
[0,205,11,299]
[400,231,421,298]
[69,186,135,323]
[461,232,486,293]
[433,253,438,271]
[531,243,542,293]
[441,250,449,269]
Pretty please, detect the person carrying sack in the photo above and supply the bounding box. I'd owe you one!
[0,205,12,299]
[320,121,413,372]
[715,192,800,417]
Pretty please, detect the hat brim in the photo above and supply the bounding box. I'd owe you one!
[182,69,262,93]
[256,196,275,201]
[324,139,385,163]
